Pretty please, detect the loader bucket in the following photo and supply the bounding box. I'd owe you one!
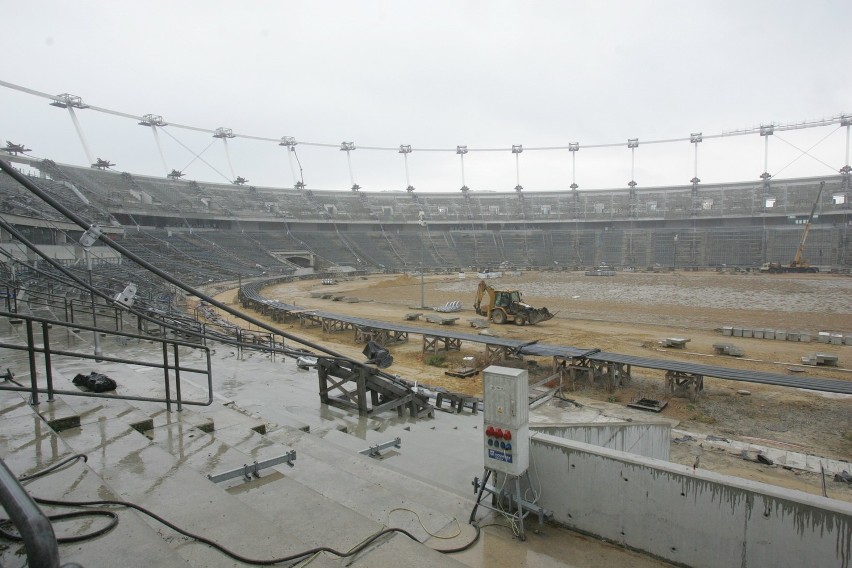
[528,307,554,325]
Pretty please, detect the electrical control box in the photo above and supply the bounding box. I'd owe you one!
[482,365,529,476]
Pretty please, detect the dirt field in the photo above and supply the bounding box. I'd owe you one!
[211,269,852,501]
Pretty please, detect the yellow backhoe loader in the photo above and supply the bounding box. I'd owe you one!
[473,280,554,325]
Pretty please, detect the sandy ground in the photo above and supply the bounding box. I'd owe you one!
[209,270,852,502]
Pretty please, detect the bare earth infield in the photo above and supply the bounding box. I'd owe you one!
[213,270,852,502]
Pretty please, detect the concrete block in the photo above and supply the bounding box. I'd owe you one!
[830,333,843,345]
[721,326,732,336]
[799,332,811,343]
[775,330,787,341]
[817,332,831,343]
[846,335,852,346]
[732,327,743,337]
[787,332,800,342]
[764,329,775,340]
[742,328,753,338]
[753,328,764,339]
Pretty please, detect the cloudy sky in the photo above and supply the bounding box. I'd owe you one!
[1,1,850,192]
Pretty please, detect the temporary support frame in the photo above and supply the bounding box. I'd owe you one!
[665,370,704,400]
[321,318,354,333]
[317,358,434,419]
[354,326,408,345]
[422,334,462,354]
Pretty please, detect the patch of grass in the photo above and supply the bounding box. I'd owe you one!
[607,394,620,403]
[425,354,446,367]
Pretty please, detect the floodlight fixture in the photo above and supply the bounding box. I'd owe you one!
[568,142,580,152]
[570,183,579,190]
[759,125,774,136]
[515,185,523,192]
[628,180,638,188]
[690,132,703,143]
[627,138,639,149]
[279,136,297,147]
[114,283,138,309]
[841,115,852,127]
[139,114,167,127]
[79,225,102,248]
[460,185,470,193]
[407,185,415,193]
[512,145,523,154]
[50,93,89,109]
[351,184,361,192]
[456,145,468,155]
[760,172,772,180]
[690,177,701,184]
[340,141,356,151]
[399,144,412,154]
[213,127,235,139]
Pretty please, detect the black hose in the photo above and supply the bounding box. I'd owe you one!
[10,455,480,565]
[0,509,118,544]
[17,454,87,483]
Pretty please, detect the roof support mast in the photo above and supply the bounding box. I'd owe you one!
[841,115,851,195]
[50,94,95,167]
[213,127,237,183]
[340,142,359,191]
[457,145,469,193]
[512,145,523,192]
[399,145,414,192]
[279,136,300,188]
[139,114,169,177]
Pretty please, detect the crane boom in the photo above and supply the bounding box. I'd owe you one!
[792,181,825,267]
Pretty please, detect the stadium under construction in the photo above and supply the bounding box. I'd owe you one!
[0,108,851,567]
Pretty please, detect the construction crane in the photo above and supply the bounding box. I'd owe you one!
[761,181,824,273]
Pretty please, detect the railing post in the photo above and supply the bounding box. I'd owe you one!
[162,342,171,413]
[63,297,69,322]
[42,322,55,402]
[173,343,182,412]
[0,459,61,568]
[25,320,39,406]
[69,299,75,324]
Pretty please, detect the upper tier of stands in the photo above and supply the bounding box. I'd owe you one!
[3,157,847,226]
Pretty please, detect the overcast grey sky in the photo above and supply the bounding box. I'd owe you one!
[1,0,850,192]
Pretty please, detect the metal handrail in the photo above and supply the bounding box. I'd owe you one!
[0,458,83,567]
[0,310,213,412]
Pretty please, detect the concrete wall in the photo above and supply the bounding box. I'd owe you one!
[530,422,670,461]
[530,432,852,568]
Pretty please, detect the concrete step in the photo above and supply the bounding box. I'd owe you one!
[143,420,468,567]
[55,412,339,568]
[265,426,477,533]
[0,394,189,567]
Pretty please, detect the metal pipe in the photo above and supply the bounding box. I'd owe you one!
[42,321,55,401]
[25,319,39,405]
[173,343,182,412]
[0,459,61,568]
